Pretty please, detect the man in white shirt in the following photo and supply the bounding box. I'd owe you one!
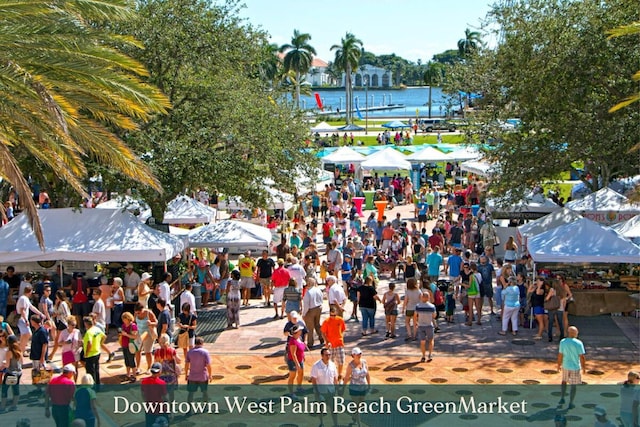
[18,273,33,299]
[286,257,306,291]
[179,282,196,316]
[16,285,45,353]
[302,278,324,348]
[311,348,339,427]
[123,263,141,301]
[91,288,106,328]
[158,272,173,311]
[326,276,346,317]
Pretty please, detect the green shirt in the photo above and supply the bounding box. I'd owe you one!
[83,326,105,358]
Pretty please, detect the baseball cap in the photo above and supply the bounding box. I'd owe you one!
[63,364,76,374]
[125,263,134,269]
[594,406,607,416]
[150,362,162,374]
[141,272,152,281]
[290,311,300,319]
[351,347,362,355]
[292,229,298,233]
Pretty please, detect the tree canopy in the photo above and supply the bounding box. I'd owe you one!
[446,0,639,200]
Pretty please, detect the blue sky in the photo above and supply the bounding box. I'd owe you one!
[236,0,495,63]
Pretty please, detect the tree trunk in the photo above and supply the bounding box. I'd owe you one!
[295,71,301,108]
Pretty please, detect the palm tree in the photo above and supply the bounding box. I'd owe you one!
[423,61,442,118]
[279,30,316,108]
[331,32,363,125]
[458,28,483,57]
[258,43,282,87]
[0,0,169,247]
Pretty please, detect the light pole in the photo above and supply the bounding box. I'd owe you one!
[364,75,369,135]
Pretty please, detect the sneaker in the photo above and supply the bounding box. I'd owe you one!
[497,331,506,336]
[428,354,433,361]
[385,332,390,338]
[534,335,542,340]
[420,356,426,363]
[107,352,115,362]
[411,337,417,341]
[390,334,397,338]
[404,336,412,342]
[567,403,575,410]
[558,398,565,405]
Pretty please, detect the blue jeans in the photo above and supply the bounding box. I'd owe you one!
[360,307,375,331]
[547,310,564,340]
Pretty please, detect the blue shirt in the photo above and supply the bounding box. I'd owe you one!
[559,338,585,371]
[0,279,8,318]
[447,255,462,277]
[477,263,494,287]
[426,252,443,277]
[502,285,520,308]
[418,203,427,215]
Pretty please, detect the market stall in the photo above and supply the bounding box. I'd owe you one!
[527,217,640,315]
[565,187,640,225]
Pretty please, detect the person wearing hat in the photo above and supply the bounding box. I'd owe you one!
[272,258,291,319]
[344,347,370,427]
[137,272,153,308]
[141,362,168,427]
[45,364,76,426]
[593,406,616,427]
[124,263,141,302]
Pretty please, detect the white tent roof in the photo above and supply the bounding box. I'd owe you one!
[0,208,185,263]
[517,207,583,238]
[564,187,636,212]
[406,146,451,162]
[360,147,411,171]
[610,215,640,240]
[311,121,338,133]
[487,192,560,215]
[526,217,640,264]
[188,220,272,249]
[96,195,151,222]
[163,195,215,224]
[320,146,366,164]
[448,146,482,161]
[459,159,494,177]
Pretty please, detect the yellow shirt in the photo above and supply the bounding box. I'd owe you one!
[83,325,105,358]
[238,257,256,278]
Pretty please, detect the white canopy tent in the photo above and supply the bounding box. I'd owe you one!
[448,146,482,161]
[360,147,411,171]
[310,121,338,133]
[0,208,185,263]
[405,146,451,163]
[459,159,494,177]
[320,146,366,165]
[526,217,640,264]
[517,207,583,239]
[564,187,640,224]
[487,192,560,219]
[163,195,216,224]
[610,215,640,245]
[188,220,272,250]
[96,195,152,223]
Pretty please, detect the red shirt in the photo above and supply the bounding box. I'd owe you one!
[141,376,167,411]
[272,266,291,288]
[48,374,75,406]
[428,234,444,250]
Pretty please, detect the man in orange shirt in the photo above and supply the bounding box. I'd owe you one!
[380,222,395,254]
[320,306,347,383]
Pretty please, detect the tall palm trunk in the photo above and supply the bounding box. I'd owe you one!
[295,70,301,108]
[345,64,352,124]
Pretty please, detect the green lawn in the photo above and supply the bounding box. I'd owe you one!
[325,133,465,146]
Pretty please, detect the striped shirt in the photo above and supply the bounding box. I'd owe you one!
[415,302,436,327]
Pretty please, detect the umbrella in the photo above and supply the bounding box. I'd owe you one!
[338,124,364,131]
[382,120,410,129]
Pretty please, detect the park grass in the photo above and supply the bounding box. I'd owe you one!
[336,134,466,146]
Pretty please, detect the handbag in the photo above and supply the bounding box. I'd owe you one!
[128,338,141,354]
[177,331,189,348]
[544,295,561,311]
[5,374,18,386]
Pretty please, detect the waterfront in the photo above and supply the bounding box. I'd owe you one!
[300,86,453,118]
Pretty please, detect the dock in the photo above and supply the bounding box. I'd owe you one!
[315,103,406,116]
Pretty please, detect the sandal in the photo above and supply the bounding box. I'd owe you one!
[512,331,518,336]
[497,331,506,336]
[361,332,368,336]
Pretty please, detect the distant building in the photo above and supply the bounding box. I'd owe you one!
[305,57,332,86]
[342,65,392,88]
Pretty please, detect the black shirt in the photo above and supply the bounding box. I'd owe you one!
[449,226,463,244]
[30,326,48,360]
[256,258,275,279]
[357,285,377,309]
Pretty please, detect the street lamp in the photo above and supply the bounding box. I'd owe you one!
[364,75,369,135]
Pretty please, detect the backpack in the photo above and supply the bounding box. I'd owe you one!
[434,289,444,306]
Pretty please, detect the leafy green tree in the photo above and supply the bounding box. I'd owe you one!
[606,22,640,113]
[450,0,639,200]
[423,61,445,118]
[279,30,316,108]
[0,0,168,246]
[118,0,316,219]
[331,32,363,125]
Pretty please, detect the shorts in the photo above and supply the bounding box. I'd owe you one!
[219,278,228,291]
[273,287,285,304]
[417,325,434,342]
[286,358,304,372]
[17,318,30,336]
[353,258,363,271]
[405,310,415,318]
[312,206,320,214]
[331,346,345,366]
[562,369,582,385]
[187,381,209,393]
[122,346,136,368]
[385,309,398,316]
[72,302,90,317]
[259,278,272,289]
[533,306,545,316]
[467,294,480,299]
[418,214,428,223]
[480,284,493,298]
[240,277,255,289]
[451,242,462,249]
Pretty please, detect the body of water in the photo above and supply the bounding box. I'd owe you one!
[299,87,454,118]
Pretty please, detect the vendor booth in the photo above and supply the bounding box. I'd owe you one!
[487,192,560,220]
[360,147,411,171]
[188,220,273,251]
[611,214,640,245]
[527,217,640,316]
[565,187,640,225]
[164,195,216,224]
